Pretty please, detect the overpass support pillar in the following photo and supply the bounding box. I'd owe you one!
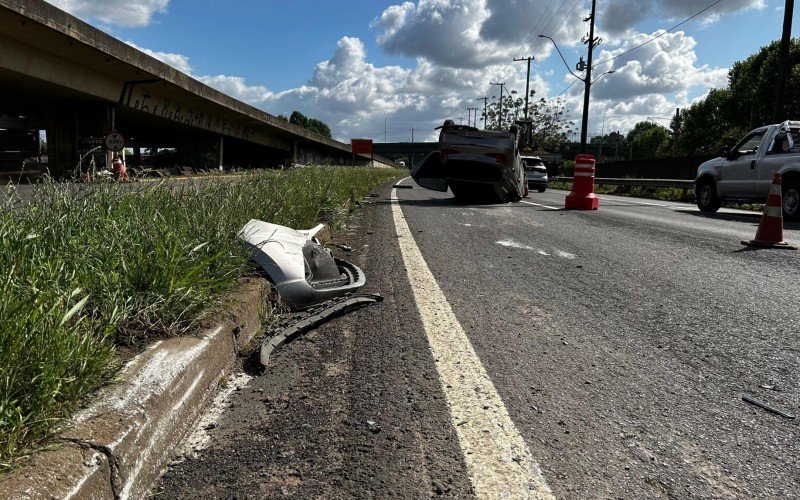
[219,135,224,171]
[45,102,109,178]
[45,105,77,178]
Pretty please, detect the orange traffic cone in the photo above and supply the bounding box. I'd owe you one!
[742,173,798,249]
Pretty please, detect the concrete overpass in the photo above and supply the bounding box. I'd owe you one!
[0,0,382,176]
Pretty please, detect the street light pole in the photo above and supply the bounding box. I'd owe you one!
[513,56,534,119]
[490,82,506,129]
[579,0,598,154]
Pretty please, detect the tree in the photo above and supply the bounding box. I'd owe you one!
[483,89,573,151]
[677,38,800,154]
[625,121,671,159]
[288,110,332,138]
[528,97,573,151]
[674,89,745,155]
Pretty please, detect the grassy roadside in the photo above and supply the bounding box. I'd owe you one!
[0,166,405,470]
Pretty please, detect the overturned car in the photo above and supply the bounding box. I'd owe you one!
[411,120,526,203]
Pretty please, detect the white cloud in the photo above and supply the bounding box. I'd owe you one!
[69,0,761,142]
[48,0,170,28]
[590,31,728,101]
[599,0,765,34]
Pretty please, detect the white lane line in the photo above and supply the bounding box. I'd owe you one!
[554,249,576,260]
[596,196,674,208]
[520,200,561,210]
[392,187,554,499]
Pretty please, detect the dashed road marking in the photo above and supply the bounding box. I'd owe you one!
[496,239,576,260]
[392,185,554,499]
[596,196,674,208]
[554,249,576,259]
[520,200,561,210]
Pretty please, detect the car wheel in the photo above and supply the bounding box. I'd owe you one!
[696,180,721,212]
[537,186,546,193]
[783,180,800,221]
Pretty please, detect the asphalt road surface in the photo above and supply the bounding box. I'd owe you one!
[152,184,800,499]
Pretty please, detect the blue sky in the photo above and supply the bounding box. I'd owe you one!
[51,0,796,142]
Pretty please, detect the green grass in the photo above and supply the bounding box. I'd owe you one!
[0,167,404,470]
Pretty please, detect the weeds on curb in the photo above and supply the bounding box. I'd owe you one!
[0,166,404,470]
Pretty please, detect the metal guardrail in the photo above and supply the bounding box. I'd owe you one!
[552,177,695,189]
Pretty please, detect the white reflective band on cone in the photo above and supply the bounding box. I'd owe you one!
[763,206,783,218]
[574,171,594,177]
[770,184,782,196]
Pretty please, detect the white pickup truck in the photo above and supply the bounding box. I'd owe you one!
[695,120,800,219]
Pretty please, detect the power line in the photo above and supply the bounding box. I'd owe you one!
[511,0,558,62]
[491,0,573,93]
[532,0,584,59]
[592,0,726,68]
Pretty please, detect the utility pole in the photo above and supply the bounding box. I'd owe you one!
[465,108,473,127]
[513,56,534,119]
[774,0,794,123]
[476,97,488,129]
[673,107,681,156]
[490,82,506,129]
[384,116,387,143]
[579,0,599,154]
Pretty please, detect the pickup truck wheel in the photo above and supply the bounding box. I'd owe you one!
[783,181,800,221]
[697,180,721,213]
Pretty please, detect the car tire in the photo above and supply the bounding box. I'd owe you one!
[696,180,721,213]
[783,180,800,221]
[537,186,546,193]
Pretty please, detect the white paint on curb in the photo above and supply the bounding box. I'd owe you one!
[119,372,205,500]
[392,184,554,499]
[112,327,223,412]
[179,372,254,459]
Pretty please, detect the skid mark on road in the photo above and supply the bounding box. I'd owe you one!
[393,187,554,499]
[496,239,576,260]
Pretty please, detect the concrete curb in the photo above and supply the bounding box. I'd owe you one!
[0,278,269,500]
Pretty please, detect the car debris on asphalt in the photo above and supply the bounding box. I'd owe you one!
[239,219,367,309]
[239,219,384,369]
[742,395,796,419]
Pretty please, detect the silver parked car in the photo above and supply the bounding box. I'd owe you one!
[522,155,548,192]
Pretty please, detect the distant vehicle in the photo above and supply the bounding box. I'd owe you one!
[411,120,526,203]
[396,160,406,168]
[0,128,41,172]
[522,155,548,193]
[695,120,800,219]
